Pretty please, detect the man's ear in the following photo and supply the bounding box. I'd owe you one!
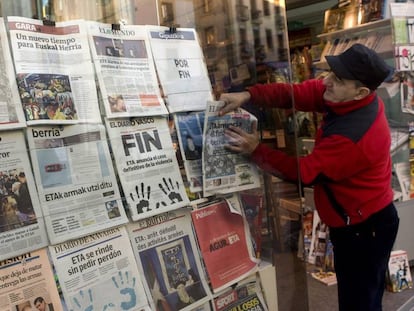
[354,86,371,100]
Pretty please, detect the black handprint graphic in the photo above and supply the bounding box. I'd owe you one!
[158,177,183,204]
[130,183,151,214]
[155,201,167,209]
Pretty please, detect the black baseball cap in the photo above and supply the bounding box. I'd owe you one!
[325,43,392,90]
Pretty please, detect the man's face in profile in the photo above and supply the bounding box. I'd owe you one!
[35,300,45,311]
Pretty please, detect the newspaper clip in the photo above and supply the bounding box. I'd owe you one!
[112,23,121,31]
[167,24,179,34]
[42,18,55,26]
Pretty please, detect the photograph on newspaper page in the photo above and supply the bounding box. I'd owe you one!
[213,275,268,311]
[147,26,213,113]
[87,22,168,118]
[191,195,258,293]
[203,100,261,195]
[0,130,48,261]
[105,116,189,221]
[174,111,205,193]
[0,18,26,130]
[7,16,101,124]
[0,248,64,311]
[26,124,128,244]
[127,208,212,311]
[49,226,152,311]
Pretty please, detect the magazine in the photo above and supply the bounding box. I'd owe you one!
[239,190,264,258]
[26,123,129,244]
[8,16,101,124]
[212,276,268,311]
[147,26,213,113]
[310,270,337,286]
[386,250,413,292]
[49,226,151,311]
[0,18,26,130]
[394,161,410,201]
[202,100,261,195]
[127,208,212,311]
[0,248,64,311]
[307,210,328,266]
[105,116,189,221]
[87,21,168,118]
[191,195,258,293]
[0,130,48,261]
[390,3,414,71]
[174,111,205,193]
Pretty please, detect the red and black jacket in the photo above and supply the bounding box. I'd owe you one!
[248,79,393,227]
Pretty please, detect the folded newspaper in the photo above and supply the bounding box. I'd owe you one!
[49,226,151,311]
[8,16,102,124]
[191,195,259,293]
[0,248,64,311]
[174,111,205,193]
[26,123,129,244]
[127,208,212,311]
[87,21,168,118]
[105,116,190,221]
[202,100,261,196]
[0,130,48,261]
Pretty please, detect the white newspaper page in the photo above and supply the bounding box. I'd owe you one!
[87,21,168,118]
[0,18,26,130]
[127,209,212,311]
[26,124,128,244]
[8,16,101,125]
[0,130,48,261]
[203,101,261,195]
[174,111,205,193]
[0,249,64,311]
[105,116,189,221]
[49,226,151,311]
[147,26,213,113]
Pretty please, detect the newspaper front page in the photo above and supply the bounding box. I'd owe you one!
[87,21,168,118]
[0,248,64,311]
[174,111,205,193]
[105,116,189,221]
[191,195,258,293]
[26,124,128,244]
[49,226,151,311]
[203,101,261,195]
[8,16,101,124]
[212,276,268,311]
[147,26,213,113]
[0,18,26,130]
[127,208,212,311]
[0,130,48,261]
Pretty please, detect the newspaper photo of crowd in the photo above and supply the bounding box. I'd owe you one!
[0,169,37,233]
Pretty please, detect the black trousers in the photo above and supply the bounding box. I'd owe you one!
[329,203,399,311]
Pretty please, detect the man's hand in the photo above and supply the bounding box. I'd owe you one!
[224,120,259,155]
[218,91,251,116]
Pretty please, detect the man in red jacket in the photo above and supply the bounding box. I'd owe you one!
[219,44,400,311]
